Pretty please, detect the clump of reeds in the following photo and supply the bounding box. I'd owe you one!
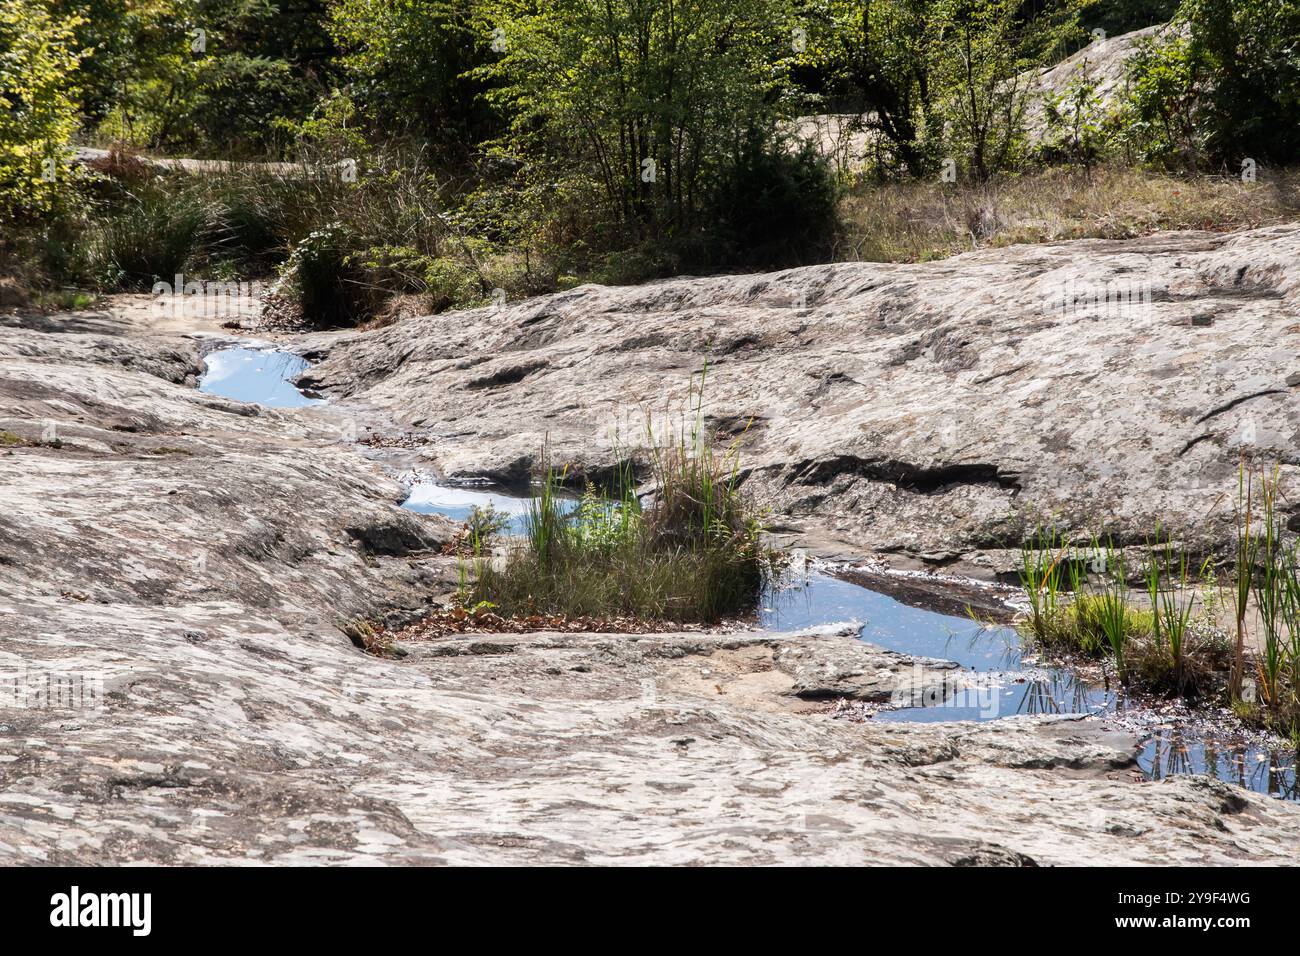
[1019,533,1212,691]
[1237,464,1300,738]
[1018,525,1067,640]
[464,369,772,624]
[1017,461,1300,734]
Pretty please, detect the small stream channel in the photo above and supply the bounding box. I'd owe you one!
[198,346,1300,801]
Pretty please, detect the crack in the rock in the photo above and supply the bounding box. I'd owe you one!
[790,455,1021,494]
[1177,433,1215,456]
[465,360,546,390]
[1194,388,1285,424]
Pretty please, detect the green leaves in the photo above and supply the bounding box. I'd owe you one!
[1121,0,1300,169]
[475,0,798,232]
[0,0,85,220]
[327,0,494,151]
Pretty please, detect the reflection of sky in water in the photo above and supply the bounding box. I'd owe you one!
[400,482,578,535]
[759,572,1295,799]
[1139,729,1297,800]
[762,573,1112,722]
[761,573,1022,669]
[199,347,324,408]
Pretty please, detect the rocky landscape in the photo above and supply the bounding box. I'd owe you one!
[1,224,1298,864]
[306,223,1300,575]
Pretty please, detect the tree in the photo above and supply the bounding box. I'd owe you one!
[799,0,943,178]
[52,0,336,158]
[328,0,496,158]
[476,0,797,237]
[931,0,1033,180]
[1121,0,1300,170]
[800,0,1085,180]
[0,0,85,220]
[1120,33,1202,168]
[1182,0,1300,166]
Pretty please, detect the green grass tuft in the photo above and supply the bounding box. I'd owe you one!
[465,370,772,624]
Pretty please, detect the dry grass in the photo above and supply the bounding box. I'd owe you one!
[836,165,1300,263]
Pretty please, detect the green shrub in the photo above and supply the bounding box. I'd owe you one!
[82,182,216,291]
[276,223,367,327]
[71,0,335,159]
[477,0,793,245]
[1121,0,1300,169]
[704,134,840,271]
[1119,35,1203,168]
[424,256,482,311]
[466,373,772,624]
[327,0,496,154]
[1038,74,1113,170]
[1182,0,1300,166]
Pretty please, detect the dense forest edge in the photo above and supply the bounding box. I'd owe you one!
[1,0,1298,326]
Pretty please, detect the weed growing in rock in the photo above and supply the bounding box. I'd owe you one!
[465,504,510,554]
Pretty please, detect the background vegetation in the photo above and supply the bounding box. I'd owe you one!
[2,0,1298,321]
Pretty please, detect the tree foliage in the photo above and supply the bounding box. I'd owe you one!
[0,0,85,220]
[797,0,1086,179]
[1123,0,1300,169]
[328,0,495,157]
[475,0,799,236]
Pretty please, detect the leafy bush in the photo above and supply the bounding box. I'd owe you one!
[1119,35,1203,168]
[275,223,366,327]
[1182,0,1300,166]
[0,0,85,222]
[424,256,482,311]
[1038,74,1113,169]
[63,0,336,158]
[1089,0,1179,37]
[800,0,1086,181]
[705,135,840,271]
[1122,0,1300,169]
[328,0,495,156]
[477,0,792,242]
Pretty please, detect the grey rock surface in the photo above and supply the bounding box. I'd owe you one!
[2,229,1298,865]
[306,225,1300,577]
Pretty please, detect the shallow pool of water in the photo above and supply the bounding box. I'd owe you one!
[765,571,1296,798]
[279,439,1300,798]
[764,572,1114,722]
[199,346,324,408]
[1139,728,1297,799]
[399,479,579,534]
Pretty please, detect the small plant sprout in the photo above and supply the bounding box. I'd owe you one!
[1092,537,1132,683]
[1145,527,1201,691]
[465,504,510,555]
